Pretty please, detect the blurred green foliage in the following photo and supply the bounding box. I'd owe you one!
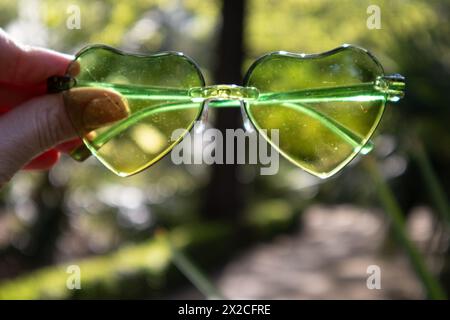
[0,223,232,299]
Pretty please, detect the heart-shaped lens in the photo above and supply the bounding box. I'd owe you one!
[244,45,386,178]
[63,45,204,176]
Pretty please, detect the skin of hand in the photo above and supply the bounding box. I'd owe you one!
[0,29,128,187]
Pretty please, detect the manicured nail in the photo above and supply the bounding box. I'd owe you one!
[63,87,129,136]
[67,61,80,77]
[82,91,129,129]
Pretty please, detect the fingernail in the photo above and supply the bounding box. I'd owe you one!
[63,88,129,136]
[82,92,129,129]
[67,61,80,77]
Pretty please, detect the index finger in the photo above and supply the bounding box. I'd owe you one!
[0,29,73,86]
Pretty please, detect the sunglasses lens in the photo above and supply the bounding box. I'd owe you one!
[244,46,386,178]
[64,46,204,176]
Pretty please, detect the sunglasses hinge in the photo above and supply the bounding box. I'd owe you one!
[47,75,76,93]
[374,74,405,102]
[189,85,259,102]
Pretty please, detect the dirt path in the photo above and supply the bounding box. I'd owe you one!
[173,204,435,299]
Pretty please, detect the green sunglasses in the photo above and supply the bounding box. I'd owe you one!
[47,44,405,178]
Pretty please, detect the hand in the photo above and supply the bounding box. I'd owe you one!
[0,29,128,187]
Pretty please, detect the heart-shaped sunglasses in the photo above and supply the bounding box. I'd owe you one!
[48,44,405,178]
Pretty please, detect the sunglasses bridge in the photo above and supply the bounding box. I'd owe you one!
[186,85,260,134]
[188,85,259,103]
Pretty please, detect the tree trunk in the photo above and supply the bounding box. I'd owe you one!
[201,0,247,221]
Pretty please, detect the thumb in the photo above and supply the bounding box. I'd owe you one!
[0,89,128,186]
[0,93,73,184]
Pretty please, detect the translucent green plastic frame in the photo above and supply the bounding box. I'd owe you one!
[48,44,405,178]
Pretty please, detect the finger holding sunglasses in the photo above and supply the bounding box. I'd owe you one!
[0,29,128,188]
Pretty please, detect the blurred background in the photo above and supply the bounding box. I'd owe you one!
[0,0,449,299]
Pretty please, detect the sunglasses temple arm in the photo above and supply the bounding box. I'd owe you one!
[47,77,197,161]
[252,74,405,154]
[258,74,405,104]
[74,97,374,160]
[69,100,202,161]
[284,102,375,153]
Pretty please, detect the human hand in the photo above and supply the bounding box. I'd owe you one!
[0,29,128,187]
